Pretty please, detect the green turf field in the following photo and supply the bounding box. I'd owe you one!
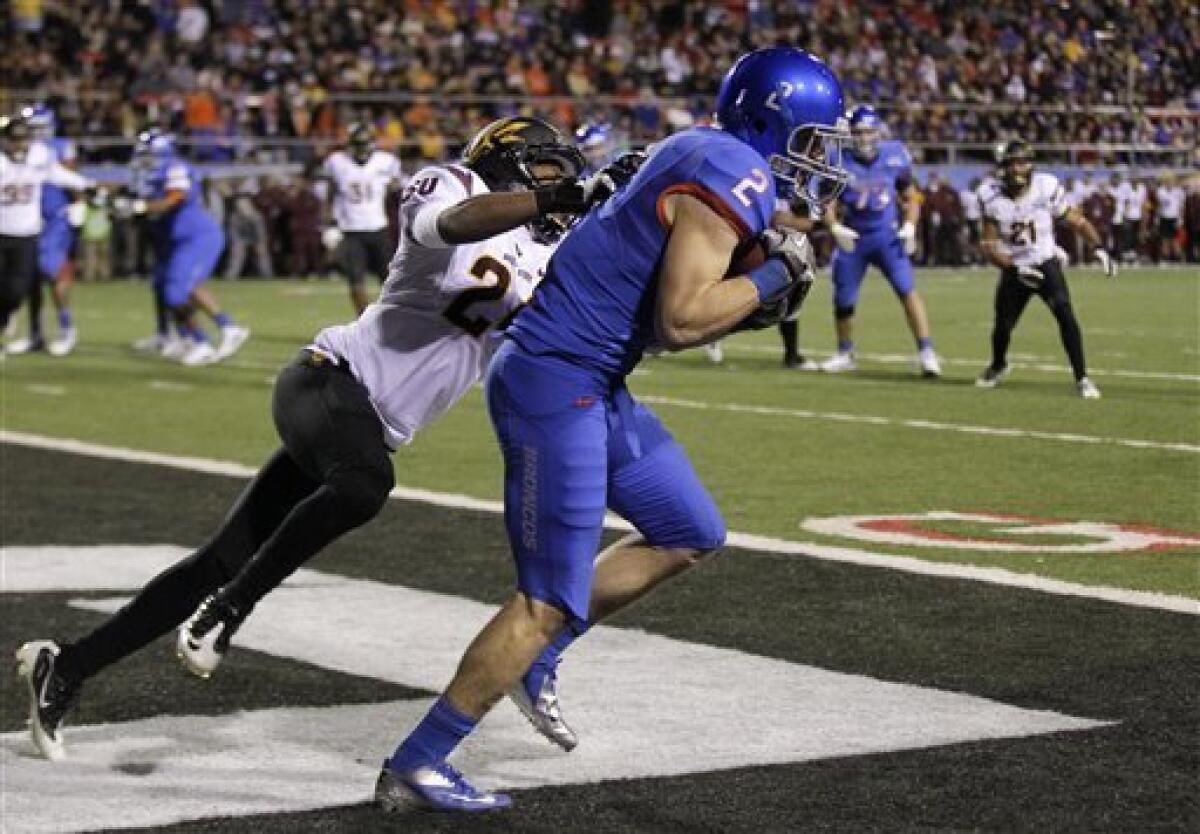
[3,267,1197,598]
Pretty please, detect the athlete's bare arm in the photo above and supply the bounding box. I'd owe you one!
[980,217,1014,268]
[655,193,762,350]
[436,191,545,245]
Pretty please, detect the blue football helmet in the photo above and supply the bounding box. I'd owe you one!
[133,128,177,168]
[21,103,55,140]
[716,46,850,207]
[848,105,884,160]
[574,121,616,172]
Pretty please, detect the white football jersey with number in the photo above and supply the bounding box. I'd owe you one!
[978,172,1068,267]
[0,142,89,236]
[314,163,553,449]
[321,149,402,232]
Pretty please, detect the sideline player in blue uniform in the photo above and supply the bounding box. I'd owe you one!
[6,104,84,357]
[821,105,940,377]
[375,46,848,814]
[131,129,249,365]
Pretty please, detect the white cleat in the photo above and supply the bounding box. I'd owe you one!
[918,347,941,378]
[132,333,168,353]
[702,341,723,364]
[15,640,82,761]
[215,324,251,361]
[48,328,77,357]
[1077,377,1101,399]
[820,351,856,373]
[508,669,578,751]
[6,335,44,355]
[180,340,219,366]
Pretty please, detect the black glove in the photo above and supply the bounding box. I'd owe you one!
[534,179,589,215]
[587,151,647,205]
[736,228,816,330]
[534,151,649,216]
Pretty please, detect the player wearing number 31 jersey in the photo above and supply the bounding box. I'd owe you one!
[15,116,631,765]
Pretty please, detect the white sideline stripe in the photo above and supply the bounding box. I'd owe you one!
[719,344,1200,383]
[639,395,1200,455]
[1,430,1196,615]
[1,547,1107,832]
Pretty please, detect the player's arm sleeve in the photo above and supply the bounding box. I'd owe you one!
[657,151,775,243]
[47,163,90,191]
[402,166,470,249]
[1046,176,1070,219]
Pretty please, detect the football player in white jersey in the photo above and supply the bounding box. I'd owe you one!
[15,115,640,764]
[976,139,1117,399]
[0,112,90,351]
[319,122,404,315]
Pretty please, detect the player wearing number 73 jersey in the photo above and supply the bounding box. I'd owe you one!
[15,116,629,764]
[977,138,1116,399]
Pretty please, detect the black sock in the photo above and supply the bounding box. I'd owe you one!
[779,319,799,358]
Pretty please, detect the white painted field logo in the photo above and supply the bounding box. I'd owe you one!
[802,511,1200,554]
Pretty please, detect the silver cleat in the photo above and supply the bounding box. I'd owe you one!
[508,669,578,751]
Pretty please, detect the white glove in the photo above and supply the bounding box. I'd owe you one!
[897,221,917,255]
[66,200,87,228]
[1054,245,1070,267]
[1094,248,1118,279]
[321,226,344,251]
[131,198,148,215]
[830,222,860,253]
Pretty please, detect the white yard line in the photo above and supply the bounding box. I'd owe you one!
[639,394,1200,454]
[716,344,1200,383]
[1,430,1195,615]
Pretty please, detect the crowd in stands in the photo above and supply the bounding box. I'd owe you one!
[4,0,1197,166]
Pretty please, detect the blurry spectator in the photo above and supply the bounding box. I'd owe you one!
[1185,176,1200,263]
[80,191,112,282]
[175,0,209,46]
[924,174,965,265]
[961,177,983,264]
[224,194,273,279]
[1083,176,1119,256]
[283,177,325,277]
[1113,174,1149,263]
[1154,174,1186,263]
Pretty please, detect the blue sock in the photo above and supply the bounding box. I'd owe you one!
[838,339,854,354]
[58,309,72,331]
[386,696,477,772]
[527,621,589,692]
[214,312,232,328]
[917,336,933,350]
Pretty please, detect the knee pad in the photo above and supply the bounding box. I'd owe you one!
[326,465,393,525]
[835,305,856,321]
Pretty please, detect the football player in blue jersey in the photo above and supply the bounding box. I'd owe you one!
[130,129,250,365]
[820,105,940,377]
[375,46,848,814]
[574,121,619,175]
[6,104,86,357]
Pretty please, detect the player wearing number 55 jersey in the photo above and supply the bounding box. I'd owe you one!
[319,123,403,316]
[15,116,630,765]
[977,138,1117,399]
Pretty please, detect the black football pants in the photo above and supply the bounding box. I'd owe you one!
[990,259,1088,381]
[58,351,394,682]
[0,234,38,331]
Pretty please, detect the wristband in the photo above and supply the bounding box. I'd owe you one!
[747,258,790,303]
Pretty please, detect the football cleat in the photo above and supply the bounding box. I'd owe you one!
[1077,377,1101,399]
[215,324,251,361]
[918,347,942,378]
[508,664,578,751]
[15,640,82,761]
[48,328,77,357]
[702,341,724,364]
[783,353,819,371]
[180,340,218,366]
[132,333,170,354]
[6,335,45,355]
[820,351,856,373]
[375,762,511,813]
[160,336,191,360]
[176,594,249,678]
[976,363,1010,388]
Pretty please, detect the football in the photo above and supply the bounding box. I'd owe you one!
[725,236,767,278]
